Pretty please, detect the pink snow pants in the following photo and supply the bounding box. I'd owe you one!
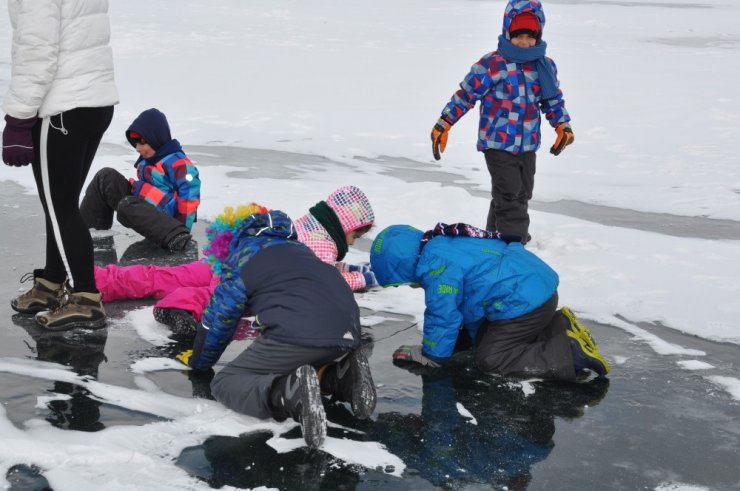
[94,260,217,321]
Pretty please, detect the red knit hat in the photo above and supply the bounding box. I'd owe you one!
[509,12,540,39]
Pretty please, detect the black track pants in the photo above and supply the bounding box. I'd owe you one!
[31,106,114,292]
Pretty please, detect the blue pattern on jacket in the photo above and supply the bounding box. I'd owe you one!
[440,0,569,155]
[192,210,298,371]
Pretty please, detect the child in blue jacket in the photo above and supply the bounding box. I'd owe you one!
[80,108,200,252]
[370,223,608,380]
[431,0,573,243]
[181,210,376,449]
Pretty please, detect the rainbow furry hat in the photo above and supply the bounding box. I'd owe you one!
[203,202,270,276]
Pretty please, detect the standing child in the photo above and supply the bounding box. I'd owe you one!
[180,210,376,448]
[370,223,609,380]
[431,0,573,243]
[80,108,200,252]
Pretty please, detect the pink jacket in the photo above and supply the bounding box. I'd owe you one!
[293,213,365,291]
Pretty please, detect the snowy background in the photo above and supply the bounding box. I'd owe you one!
[0,0,739,489]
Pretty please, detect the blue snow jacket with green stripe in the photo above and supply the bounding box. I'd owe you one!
[370,225,558,364]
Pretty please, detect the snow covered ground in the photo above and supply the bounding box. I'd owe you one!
[0,0,739,489]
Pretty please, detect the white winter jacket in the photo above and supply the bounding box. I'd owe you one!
[2,0,119,119]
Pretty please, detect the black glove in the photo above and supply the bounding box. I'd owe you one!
[2,115,37,167]
[188,367,215,400]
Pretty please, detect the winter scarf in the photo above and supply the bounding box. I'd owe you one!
[420,222,522,251]
[496,35,558,100]
[309,201,348,261]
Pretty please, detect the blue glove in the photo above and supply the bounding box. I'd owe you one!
[392,345,440,367]
[362,270,379,289]
[349,262,372,274]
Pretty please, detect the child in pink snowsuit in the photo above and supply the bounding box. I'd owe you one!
[94,185,376,334]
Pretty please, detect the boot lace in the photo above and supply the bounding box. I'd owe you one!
[44,285,75,316]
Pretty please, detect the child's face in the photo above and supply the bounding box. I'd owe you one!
[511,33,537,48]
[345,229,366,246]
[135,142,156,159]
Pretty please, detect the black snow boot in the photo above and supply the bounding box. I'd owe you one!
[269,365,326,449]
[320,348,376,420]
[153,307,198,338]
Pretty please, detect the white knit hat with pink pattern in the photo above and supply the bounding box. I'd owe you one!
[326,185,375,233]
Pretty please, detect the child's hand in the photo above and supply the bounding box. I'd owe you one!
[348,262,372,274]
[363,270,379,289]
[550,123,574,156]
[431,118,452,161]
[393,345,441,367]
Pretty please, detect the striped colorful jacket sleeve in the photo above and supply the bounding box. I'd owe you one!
[166,155,201,229]
[192,268,246,371]
[133,151,201,230]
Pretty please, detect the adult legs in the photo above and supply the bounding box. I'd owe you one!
[475,293,576,381]
[31,106,114,292]
[484,149,536,241]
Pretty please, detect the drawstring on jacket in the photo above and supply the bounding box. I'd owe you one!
[48,112,68,135]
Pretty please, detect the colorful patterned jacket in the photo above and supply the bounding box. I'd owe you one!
[441,0,569,155]
[127,108,200,230]
[191,210,361,371]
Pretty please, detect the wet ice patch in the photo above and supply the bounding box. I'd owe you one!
[0,357,406,487]
[455,403,477,425]
[676,360,715,370]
